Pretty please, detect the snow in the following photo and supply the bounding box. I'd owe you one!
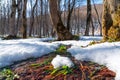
[68,42,120,80]
[51,55,74,68]
[0,38,58,68]
[0,36,120,80]
[52,36,102,47]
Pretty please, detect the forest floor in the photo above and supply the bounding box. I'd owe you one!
[1,51,115,80]
[0,36,119,80]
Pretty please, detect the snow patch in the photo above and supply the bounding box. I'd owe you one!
[52,36,102,47]
[68,42,120,80]
[0,38,58,68]
[0,36,120,80]
[51,55,74,68]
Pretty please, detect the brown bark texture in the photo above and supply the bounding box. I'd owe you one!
[102,0,120,41]
[22,0,27,38]
[85,0,92,36]
[9,0,17,36]
[49,0,73,40]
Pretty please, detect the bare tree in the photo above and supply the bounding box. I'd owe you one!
[16,0,22,36]
[9,0,17,36]
[85,0,91,36]
[67,0,76,31]
[22,0,27,38]
[92,0,102,36]
[49,0,73,40]
[29,0,38,37]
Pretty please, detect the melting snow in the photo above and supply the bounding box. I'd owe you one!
[0,38,58,67]
[0,36,120,80]
[68,42,120,80]
[51,55,74,68]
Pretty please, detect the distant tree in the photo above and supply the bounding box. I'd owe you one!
[16,0,22,36]
[9,0,17,36]
[49,0,73,40]
[85,0,92,36]
[67,0,76,31]
[0,1,2,35]
[22,0,27,38]
[29,0,38,37]
[92,0,102,36]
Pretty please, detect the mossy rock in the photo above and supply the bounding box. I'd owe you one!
[108,26,120,41]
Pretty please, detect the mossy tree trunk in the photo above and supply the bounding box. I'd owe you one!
[49,0,73,40]
[102,0,120,41]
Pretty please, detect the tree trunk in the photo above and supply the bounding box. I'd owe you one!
[85,0,91,36]
[16,0,22,36]
[91,18,94,36]
[22,0,27,38]
[66,0,75,31]
[102,0,120,41]
[92,0,102,36]
[29,0,38,37]
[9,0,17,36]
[49,0,73,40]
[102,0,113,40]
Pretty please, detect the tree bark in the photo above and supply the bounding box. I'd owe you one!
[66,0,75,31]
[91,18,94,36]
[49,0,73,40]
[29,0,38,37]
[102,0,113,40]
[9,0,17,36]
[16,0,22,36]
[22,0,27,38]
[102,0,120,41]
[85,0,91,36]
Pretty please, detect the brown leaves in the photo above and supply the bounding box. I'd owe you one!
[98,68,116,77]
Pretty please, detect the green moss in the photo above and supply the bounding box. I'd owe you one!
[113,5,120,26]
[108,26,120,41]
[107,4,120,42]
[89,41,97,45]
[73,35,80,40]
[0,69,19,80]
[56,45,67,53]
[54,45,72,57]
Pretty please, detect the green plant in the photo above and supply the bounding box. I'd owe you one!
[0,69,19,80]
[56,45,67,53]
[61,65,72,75]
[30,58,52,68]
[51,68,60,75]
[51,65,72,75]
